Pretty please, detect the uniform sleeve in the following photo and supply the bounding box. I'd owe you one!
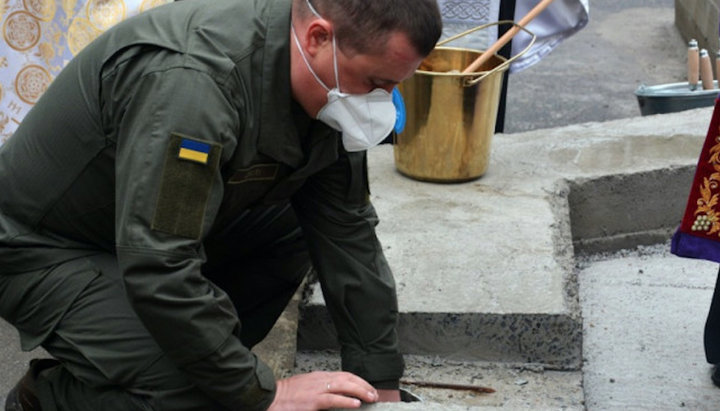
[292,150,404,388]
[111,65,275,410]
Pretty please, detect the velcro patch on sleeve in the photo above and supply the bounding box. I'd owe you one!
[152,133,222,239]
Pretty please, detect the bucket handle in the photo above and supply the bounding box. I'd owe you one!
[436,21,536,86]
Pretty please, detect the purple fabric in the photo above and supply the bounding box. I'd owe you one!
[671,229,720,264]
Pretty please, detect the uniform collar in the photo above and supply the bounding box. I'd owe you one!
[256,0,337,168]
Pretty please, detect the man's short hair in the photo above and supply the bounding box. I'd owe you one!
[295,0,442,57]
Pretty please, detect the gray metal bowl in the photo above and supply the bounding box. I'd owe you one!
[635,81,718,116]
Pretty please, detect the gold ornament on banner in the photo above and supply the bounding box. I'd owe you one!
[67,15,100,55]
[14,64,51,104]
[23,0,56,22]
[3,11,41,51]
[87,0,126,31]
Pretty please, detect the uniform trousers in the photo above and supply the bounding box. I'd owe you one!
[705,267,720,364]
[0,203,311,410]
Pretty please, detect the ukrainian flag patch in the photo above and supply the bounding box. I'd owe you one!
[178,138,211,164]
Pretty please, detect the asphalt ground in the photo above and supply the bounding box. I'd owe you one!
[503,0,686,133]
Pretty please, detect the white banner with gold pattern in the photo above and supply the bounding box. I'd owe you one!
[0,0,171,143]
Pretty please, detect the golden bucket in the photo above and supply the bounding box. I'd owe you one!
[394,22,535,183]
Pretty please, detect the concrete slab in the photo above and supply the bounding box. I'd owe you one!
[298,107,713,370]
[580,244,720,410]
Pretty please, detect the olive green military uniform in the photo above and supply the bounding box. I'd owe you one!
[0,0,404,409]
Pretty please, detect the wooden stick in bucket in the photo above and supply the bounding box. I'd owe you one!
[461,0,556,74]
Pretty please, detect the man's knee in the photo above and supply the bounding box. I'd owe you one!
[0,260,98,353]
[2,255,224,410]
[33,362,224,411]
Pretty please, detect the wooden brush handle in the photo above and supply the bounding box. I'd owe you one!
[461,0,555,74]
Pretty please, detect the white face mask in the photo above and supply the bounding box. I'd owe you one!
[292,1,395,152]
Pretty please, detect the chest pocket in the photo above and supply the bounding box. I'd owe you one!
[221,163,285,212]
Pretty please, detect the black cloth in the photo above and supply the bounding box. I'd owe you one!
[705,267,720,363]
[495,0,516,134]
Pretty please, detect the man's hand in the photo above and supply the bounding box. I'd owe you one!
[268,371,378,411]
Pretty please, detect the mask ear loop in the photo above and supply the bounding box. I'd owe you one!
[330,35,341,93]
[291,24,331,92]
[304,0,342,92]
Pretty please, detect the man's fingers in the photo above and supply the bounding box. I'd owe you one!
[318,394,362,410]
[324,378,378,403]
[269,370,380,410]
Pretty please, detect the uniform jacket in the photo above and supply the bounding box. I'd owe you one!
[0,0,403,408]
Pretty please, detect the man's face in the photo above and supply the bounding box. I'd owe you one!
[291,25,425,117]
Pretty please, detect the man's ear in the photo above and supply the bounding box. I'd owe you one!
[304,19,333,57]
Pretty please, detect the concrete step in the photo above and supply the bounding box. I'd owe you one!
[297,108,712,369]
[294,351,583,410]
